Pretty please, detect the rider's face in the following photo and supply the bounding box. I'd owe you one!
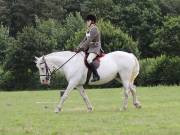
[86,20,91,27]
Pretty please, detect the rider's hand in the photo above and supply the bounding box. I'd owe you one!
[74,47,83,52]
[74,48,79,52]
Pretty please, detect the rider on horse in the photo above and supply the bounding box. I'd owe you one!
[76,14,103,82]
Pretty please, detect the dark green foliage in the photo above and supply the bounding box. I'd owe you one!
[0,14,84,90]
[157,0,180,16]
[50,73,68,89]
[137,56,180,86]
[2,26,56,89]
[115,0,163,57]
[0,0,180,90]
[0,0,67,37]
[0,0,36,37]
[151,16,180,56]
[98,20,139,56]
[58,12,85,50]
[80,0,114,20]
[0,25,11,64]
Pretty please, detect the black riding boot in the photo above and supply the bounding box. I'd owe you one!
[89,63,100,82]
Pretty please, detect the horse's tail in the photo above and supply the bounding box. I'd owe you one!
[130,54,140,85]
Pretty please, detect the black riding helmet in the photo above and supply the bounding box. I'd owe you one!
[86,14,96,23]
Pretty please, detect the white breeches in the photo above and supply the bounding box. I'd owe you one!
[87,53,97,64]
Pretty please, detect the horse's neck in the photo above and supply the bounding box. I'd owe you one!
[46,51,84,69]
[46,56,63,67]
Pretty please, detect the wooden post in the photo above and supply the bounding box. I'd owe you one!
[60,90,64,97]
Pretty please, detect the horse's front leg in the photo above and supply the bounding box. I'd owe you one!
[55,80,78,113]
[77,85,93,112]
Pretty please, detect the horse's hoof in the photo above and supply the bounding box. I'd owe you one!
[136,104,142,109]
[120,107,127,112]
[87,107,93,112]
[54,107,61,113]
[134,102,142,109]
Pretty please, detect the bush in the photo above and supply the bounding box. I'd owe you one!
[98,20,139,56]
[137,55,180,86]
[59,12,85,50]
[0,71,15,90]
[154,56,180,85]
[50,73,68,89]
[1,26,57,90]
[0,25,14,64]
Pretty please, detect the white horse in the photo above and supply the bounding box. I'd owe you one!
[35,51,141,113]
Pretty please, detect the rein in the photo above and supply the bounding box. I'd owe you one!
[40,52,79,80]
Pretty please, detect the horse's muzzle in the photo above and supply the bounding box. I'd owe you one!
[41,79,50,85]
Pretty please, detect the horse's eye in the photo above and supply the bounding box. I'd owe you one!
[41,67,44,71]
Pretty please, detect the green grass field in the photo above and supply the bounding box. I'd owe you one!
[0,86,180,135]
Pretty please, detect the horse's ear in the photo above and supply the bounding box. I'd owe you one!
[42,55,45,60]
[34,56,39,63]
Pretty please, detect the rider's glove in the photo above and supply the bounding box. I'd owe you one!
[74,47,83,52]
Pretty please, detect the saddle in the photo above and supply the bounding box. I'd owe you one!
[84,53,105,84]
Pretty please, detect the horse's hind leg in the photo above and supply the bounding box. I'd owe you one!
[77,85,93,112]
[121,81,130,111]
[115,75,130,111]
[118,72,131,111]
[129,83,141,108]
[129,75,141,108]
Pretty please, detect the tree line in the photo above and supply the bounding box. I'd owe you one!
[0,0,179,90]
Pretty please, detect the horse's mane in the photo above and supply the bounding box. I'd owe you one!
[42,51,86,63]
[45,51,76,58]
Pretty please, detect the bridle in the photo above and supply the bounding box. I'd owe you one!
[39,52,79,81]
[39,56,52,80]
